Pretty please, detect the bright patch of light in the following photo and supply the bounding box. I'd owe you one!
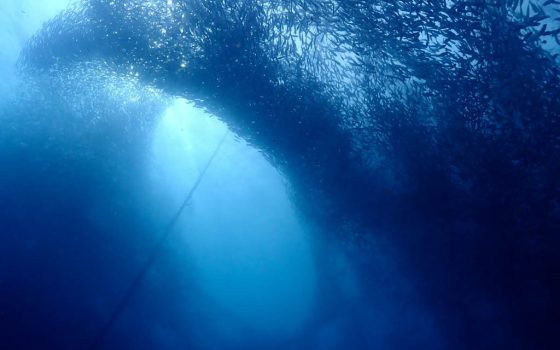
[149,98,316,339]
[0,0,74,92]
[0,0,74,63]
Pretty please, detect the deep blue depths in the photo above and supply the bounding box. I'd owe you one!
[2,1,560,349]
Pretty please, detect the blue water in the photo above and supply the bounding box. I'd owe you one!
[1,1,559,349]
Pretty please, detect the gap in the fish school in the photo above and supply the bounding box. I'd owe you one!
[145,98,317,340]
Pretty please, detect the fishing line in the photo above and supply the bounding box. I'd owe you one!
[88,130,229,350]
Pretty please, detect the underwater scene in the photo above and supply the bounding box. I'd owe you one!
[0,0,559,349]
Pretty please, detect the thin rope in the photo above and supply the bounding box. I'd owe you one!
[88,130,229,350]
